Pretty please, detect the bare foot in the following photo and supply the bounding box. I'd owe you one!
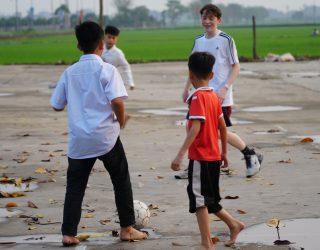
[193,244,215,250]
[120,226,148,241]
[62,235,80,247]
[224,220,245,247]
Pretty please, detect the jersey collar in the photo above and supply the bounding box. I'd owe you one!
[186,86,214,103]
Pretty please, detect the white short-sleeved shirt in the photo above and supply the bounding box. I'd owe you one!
[191,30,239,107]
[50,54,128,159]
[101,45,135,87]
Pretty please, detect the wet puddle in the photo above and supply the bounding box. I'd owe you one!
[286,72,320,78]
[0,208,23,223]
[240,70,259,76]
[140,107,187,116]
[176,118,253,127]
[0,228,160,245]
[0,182,39,193]
[289,135,320,144]
[237,218,320,250]
[0,93,14,97]
[242,105,302,112]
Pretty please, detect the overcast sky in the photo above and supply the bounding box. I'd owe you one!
[0,0,317,16]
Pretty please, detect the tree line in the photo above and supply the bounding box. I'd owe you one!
[0,0,319,33]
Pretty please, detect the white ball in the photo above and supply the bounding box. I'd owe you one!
[133,200,150,229]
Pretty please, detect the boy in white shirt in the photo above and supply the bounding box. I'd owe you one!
[50,21,147,246]
[181,4,263,178]
[101,25,135,90]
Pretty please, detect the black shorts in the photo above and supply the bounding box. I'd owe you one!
[222,106,232,127]
[187,160,222,214]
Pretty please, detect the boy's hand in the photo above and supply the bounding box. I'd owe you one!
[171,154,183,171]
[121,113,130,129]
[218,87,227,104]
[182,89,189,103]
[220,153,229,168]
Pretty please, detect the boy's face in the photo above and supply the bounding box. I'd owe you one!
[105,34,118,49]
[201,11,221,33]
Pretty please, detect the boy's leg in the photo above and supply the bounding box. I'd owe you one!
[214,208,245,246]
[223,106,263,177]
[62,157,96,241]
[99,137,147,240]
[196,206,214,249]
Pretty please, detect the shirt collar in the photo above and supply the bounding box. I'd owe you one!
[79,54,104,63]
[186,86,214,103]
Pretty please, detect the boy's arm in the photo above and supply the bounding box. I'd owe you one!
[182,78,193,103]
[111,97,129,129]
[218,63,240,103]
[218,116,228,168]
[118,51,135,88]
[171,120,201,171]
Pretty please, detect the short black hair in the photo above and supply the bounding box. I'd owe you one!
[188,52,215,80]
[75,21,104,53]
[105,25,120,36]
[200,4,222,19]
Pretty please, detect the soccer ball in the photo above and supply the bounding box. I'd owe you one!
[133,200,150,229]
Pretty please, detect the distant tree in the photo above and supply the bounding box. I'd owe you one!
[131,6,154,27]
[291,11,304,21]
[189,0,212,25]
[54,4,70,15]
[166,0,186,26]
[114,0,132,14]
[244,7,269,23]
[222,3,244,24]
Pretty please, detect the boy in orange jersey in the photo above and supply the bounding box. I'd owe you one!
[171,52,244,249]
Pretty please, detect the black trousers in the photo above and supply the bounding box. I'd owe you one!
[61,137,135,236]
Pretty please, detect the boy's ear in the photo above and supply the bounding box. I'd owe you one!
[77,42,83,52]
[189,71,194,82]
[208,71,214,80]
[99,39,104,50]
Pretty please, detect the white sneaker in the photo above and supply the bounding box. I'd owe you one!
[245,154,261,178]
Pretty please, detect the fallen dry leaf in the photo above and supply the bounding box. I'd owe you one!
[6,202,18,207]
[14,178,22,186]
[28,226,37,230]
[157,176,164,179]
[99,219,111,225]
[264,182,274,186]
[278,159,292,163]
[267,218,285,228]
[76,234,90,241]
[224,195,239,199]
[35,167,47,174]
[1,191,26,198]
[27,201,38,209]
[236,209,247,214]
[301,137,314,143]
[84,213,95,218]
[211,237,220,244]
[148,204,159,210]
[172,241,186,246]
[267,129,280,133]
[33,214,44,219]
[13,157,27,163]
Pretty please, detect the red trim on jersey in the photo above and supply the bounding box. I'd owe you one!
[188,88,223,161]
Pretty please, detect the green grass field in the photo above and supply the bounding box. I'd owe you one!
[0,25,319,64]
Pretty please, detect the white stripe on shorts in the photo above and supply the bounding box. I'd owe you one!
[192,160,205,208]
